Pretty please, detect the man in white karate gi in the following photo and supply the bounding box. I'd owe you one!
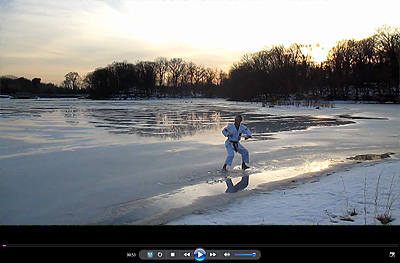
[222,115,252,172]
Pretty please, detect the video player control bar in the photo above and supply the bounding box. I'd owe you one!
[139,248,261,261]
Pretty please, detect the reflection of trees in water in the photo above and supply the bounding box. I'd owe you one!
[0,101,355,140]
[152,111,223,139]
[89,108,228,139]
[88,107,355,140]
[0,106,50,119]
[0,103,82,125]
[63,108,80,125]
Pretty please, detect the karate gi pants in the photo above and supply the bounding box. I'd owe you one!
[224,141,249,166]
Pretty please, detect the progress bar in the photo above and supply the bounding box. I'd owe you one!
[2,243,397,248]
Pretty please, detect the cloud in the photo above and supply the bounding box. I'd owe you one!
[1,0,399,84]
[0,0,239,83]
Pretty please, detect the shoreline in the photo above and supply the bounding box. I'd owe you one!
[168,158,400,225]
[122,155,398,225]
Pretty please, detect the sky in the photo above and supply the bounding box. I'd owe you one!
[0,0,399,85]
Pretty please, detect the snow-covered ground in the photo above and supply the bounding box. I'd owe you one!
[170,160,400,225]
[0,99,399,225]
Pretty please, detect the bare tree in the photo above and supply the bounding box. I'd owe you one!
[168,58,186,87]
[63,72,82,90]
[374,25,400,62]
[83,72,94,91]
[216,69,228,86]
[136,61,156,97]
[186,61,197,85]
[193,64,207,85]
[374,25,400,88]
[154,57,169,86]
[205,67,217,85]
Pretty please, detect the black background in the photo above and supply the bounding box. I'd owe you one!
[1,225,399,262]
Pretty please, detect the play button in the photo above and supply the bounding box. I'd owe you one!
[194,248,206,261]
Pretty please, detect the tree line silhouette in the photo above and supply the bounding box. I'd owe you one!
[1,25,398,102]
[83,58,228,99]
[0,76,76,97]
[226,25,399,102]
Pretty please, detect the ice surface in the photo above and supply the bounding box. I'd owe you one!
[0,99,399,224]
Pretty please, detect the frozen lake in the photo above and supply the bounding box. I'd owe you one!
[0,99,399,224]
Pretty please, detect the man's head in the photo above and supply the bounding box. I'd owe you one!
[235,115,243,124]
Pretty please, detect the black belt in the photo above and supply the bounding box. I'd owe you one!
[230,140,239,152]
